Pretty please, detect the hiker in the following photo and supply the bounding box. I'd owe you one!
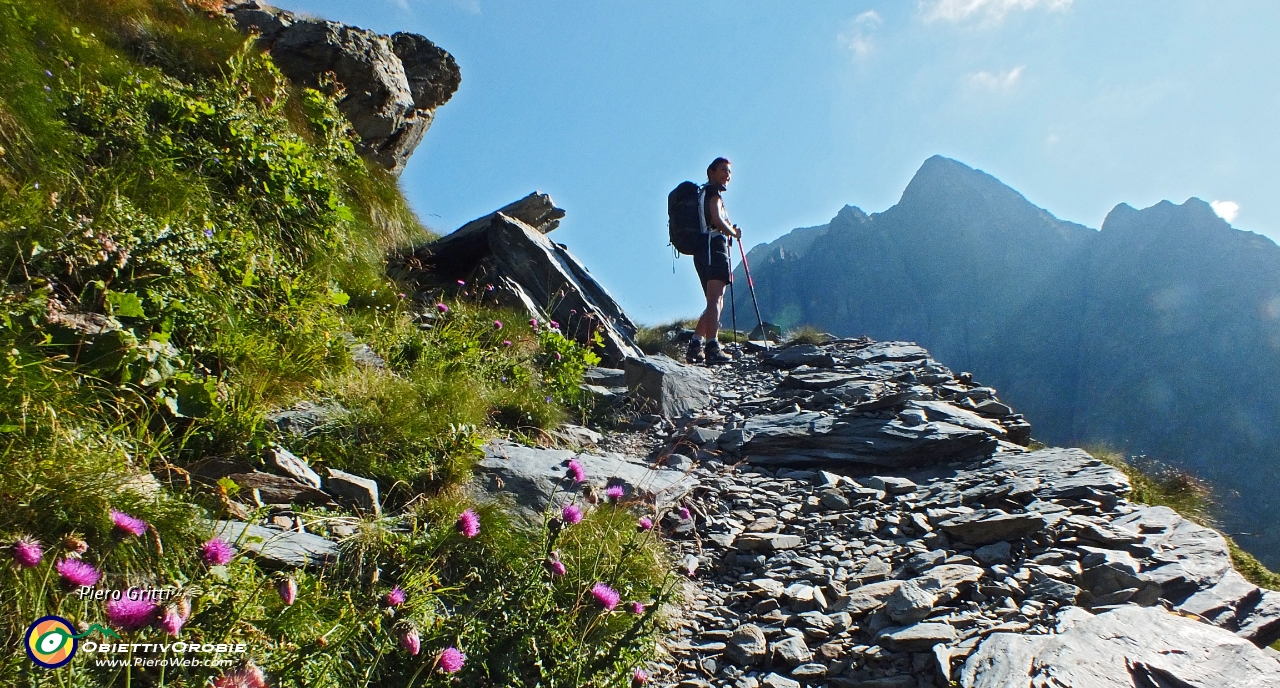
[688,157,742,365]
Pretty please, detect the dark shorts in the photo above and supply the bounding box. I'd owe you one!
[693,235,731,289]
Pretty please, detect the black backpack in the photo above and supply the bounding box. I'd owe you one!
[668,181,706,255]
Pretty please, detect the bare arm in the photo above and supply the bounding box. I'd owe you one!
[705,193,742,239]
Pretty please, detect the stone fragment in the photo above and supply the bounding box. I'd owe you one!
[879,622,957,651]
[761,344,836,369]
[736,533,804,553]
[940,509,1046,546]
[832,580,903,615]
[325,468,381,515]
[268,445,322,489]
[771,635,812,666]
[864,476,918,494]
[973,541,1012,565]
[913,564,986,592]
[759,674,801,688]
[885,580,938,624]
[214,520,337,569]
[725,624,769,667]
[224,471,331,505]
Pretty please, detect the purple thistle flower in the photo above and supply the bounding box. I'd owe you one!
[566,459,585,484]
[632,668,649,687]
[562,504,583,525]
[591,582,620,611]
[678,506,691,520]
[546,557,566,577]
[456,280,466,286]
[12,536,42,569]
[56,558,101,587]
[530,318,539,329]
[438,646,466,673]
[549,320,560,330]
[629,601,645,615]
[105,593,159,631]
[436,303,449,313]
[397,292,406,299]
[457,509,480,538]
[158,605,188,636]
[502,339,511,347]
[278,577,297,606]
[111,509,148,537]
[605,485,625,502]
[637,517,654,531]
[201,537,234,566]
[385,586,406,607]
[554,353,562,361]
[493,320,503,329]
[400,626,420,655]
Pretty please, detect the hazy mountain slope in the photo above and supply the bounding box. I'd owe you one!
[732,156,1280,563]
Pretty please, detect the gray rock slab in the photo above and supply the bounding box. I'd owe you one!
[878,622,956,651]
[1236,589,1280,647]
[856,342,930,362]
[832,580,903,615]
[780,371,863,391]
[473,441,695,516]
[940,509,1047,546]
[1114,506,1233,602]
[912,564,986,592]
[625,354,712,417]
[913,400,1007,439]
[740,410,997,468]
[325,468,381,516]
[960,605,1280,687]
[759,674,801,688]
[736,533,804,553]
[583,366,627,387]
[214,520,337,569]
[268,446,321,489]
[980,448,1130,502]
[885,580,937,624]
[771,635,812,666]
[726,624,769,666]
[225,471,331,505]
[265,401,346,437]
[761,344,836,369]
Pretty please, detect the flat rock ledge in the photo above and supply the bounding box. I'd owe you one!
[613,338,1280,688]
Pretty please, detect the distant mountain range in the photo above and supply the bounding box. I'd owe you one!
[731,155,1280,564]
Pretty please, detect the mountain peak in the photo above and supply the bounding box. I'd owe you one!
[896,156,1040,220]
[1101,197,1232,238]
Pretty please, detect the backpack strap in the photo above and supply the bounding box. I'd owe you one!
[697,184,709,236]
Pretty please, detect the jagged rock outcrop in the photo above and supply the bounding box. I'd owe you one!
[733,156,1280,566]
[226,2,459,173]
[405,193,643,365]
[596,338,1280,687]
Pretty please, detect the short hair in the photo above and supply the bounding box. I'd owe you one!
[707,157,731,177]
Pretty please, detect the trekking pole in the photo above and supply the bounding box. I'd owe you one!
[728,243,738,349]
[737,237,768,348]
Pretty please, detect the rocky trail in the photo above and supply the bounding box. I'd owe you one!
[483,338,1280,688]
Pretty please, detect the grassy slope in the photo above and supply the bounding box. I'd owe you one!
[0,1,667,685]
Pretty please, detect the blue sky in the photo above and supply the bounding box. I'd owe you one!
[275,0,1280,324]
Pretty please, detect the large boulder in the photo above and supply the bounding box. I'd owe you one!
[960,606,1280,687]
[407,200,642,365]
[227,2,459,174]
[473,441,696,518]
[739,410,997,468]
[624,354,712,417]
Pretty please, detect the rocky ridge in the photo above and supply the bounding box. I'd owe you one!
[574,338,1280,687]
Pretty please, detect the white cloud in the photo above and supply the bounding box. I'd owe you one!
[968,66,1024,91]
[922,0,1072,24]
[838,11,883,60]
[1211,200,1240,223]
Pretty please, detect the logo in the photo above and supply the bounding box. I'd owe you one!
[24,616,119,669]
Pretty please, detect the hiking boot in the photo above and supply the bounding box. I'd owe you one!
[704,341,733,365]
[685,339,704,364]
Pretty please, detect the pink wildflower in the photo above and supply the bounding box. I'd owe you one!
[591,582,620,611]
[212,664,268,688]
[385,586,406,607]
[278,577,297,605]
[456,280,466,286]
[438,646,466,673]
[546,557,567,577]
[549,320,560,330]
[678,506,691,520]
[637,517,654,531]
[632,668,649,687]
[12,536,42,569]
[555,352,562,361]
[201,537,234,566]
[457,509,480,538]
[566,459,585,484]
[493,320,503,329]
[605,485,625,502]
[436,302,449,313]
[158,604,189,636]
[502,339,511,347]
[562,504,583,525]
[530,318,539,329]
[397,292,406,299]
[400,626,421,655]
[105,593,159,631]
[110,509,148,537]
[56,558,101,587]
[629,601,645,615]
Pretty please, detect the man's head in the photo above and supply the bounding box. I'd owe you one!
[707,157,732,187]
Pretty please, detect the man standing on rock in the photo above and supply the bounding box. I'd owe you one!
[688,157,742,365]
